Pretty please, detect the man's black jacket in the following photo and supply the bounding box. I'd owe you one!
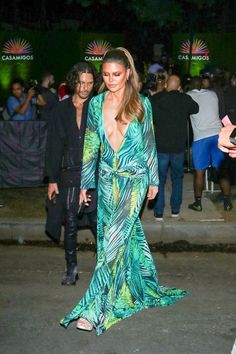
[45,95,89,187]
[45,95,97,242]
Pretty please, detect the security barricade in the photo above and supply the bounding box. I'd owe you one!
[0,121,48,188]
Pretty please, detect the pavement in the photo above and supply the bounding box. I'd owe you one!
[0,246,236,354]
[1,174,236,354]
[0,171,236,246]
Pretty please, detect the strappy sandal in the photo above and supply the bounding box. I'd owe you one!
[76,318,93,331]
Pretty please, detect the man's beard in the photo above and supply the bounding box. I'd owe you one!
[77,91,89,99]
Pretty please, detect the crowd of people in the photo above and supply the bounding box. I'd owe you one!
[141,60,236,218]
[1,48,236,335]
[1,56,236,214]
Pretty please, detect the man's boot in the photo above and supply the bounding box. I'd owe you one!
[61,262,78,285]
[62,210,79,285]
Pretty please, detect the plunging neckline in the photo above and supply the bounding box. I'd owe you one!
[102,94,130,154]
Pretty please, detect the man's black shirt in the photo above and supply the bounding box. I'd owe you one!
[45,96,90,186]
[38,87,58,121]
[150,90,199,153]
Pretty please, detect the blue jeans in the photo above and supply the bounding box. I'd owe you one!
[154,152,185,216]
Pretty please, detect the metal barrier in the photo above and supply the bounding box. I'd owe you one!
[0,121,48,188]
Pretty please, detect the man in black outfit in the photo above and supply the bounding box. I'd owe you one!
[45,62,97,285]
[150,75,199,220]
[38,72,58,121]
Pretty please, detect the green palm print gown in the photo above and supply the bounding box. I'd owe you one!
[60,93,187,335]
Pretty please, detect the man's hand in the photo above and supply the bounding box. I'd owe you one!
[147,185,158,200]
[48,183,59,200]
[27,87,36,98]
[218,125,236,157]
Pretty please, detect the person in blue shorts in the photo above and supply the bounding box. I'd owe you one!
[187,76,232,211]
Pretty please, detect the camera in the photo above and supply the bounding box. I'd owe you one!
[27,79,40,95]
[144,73,157,90]
[140,73,157,96]
[29,79,38,88]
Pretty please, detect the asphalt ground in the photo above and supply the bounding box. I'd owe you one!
[1,245,236,354]
[1,171,236,353]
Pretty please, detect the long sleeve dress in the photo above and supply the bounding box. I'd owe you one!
[60,92,187,336]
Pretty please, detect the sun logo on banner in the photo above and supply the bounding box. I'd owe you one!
[85,40,112,56]
[180,38,209,55]
[1,38,34,61]
[2,38,32,54]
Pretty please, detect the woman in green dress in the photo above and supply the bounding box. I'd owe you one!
[60,47,187,335]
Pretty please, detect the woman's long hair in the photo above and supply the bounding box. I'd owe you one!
[99,47,144,123]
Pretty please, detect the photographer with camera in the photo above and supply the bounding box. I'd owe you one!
[6,78,45,121]
[141,69,168,97]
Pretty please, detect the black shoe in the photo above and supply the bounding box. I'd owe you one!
[224,200,233,211]
[61,265,79,286]
[188,202,202,212]
[154,213,163,221]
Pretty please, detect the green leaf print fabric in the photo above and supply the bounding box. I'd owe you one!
[60,92,188,336]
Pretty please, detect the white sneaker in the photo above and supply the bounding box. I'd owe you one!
[171,213,179,218]
[155,216,163,221]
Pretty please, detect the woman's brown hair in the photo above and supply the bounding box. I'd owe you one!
[99,47,144,123]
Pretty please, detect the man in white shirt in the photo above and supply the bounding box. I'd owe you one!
[187,76,232,211]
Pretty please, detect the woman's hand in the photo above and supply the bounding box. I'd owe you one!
[79,189,91,206]
[147,185,158,200]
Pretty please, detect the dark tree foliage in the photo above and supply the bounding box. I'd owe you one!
[0,0,235,32]
[0,0,235,60]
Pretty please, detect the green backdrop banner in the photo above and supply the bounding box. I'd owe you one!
[0,31,123,100]
[172,32,236,76]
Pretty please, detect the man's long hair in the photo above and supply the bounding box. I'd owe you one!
[66,62,96,94]
[99,47,144,123]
